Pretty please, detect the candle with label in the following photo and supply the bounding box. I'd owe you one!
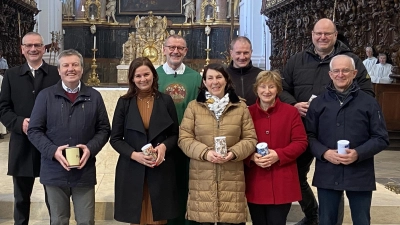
[94,36,96,49]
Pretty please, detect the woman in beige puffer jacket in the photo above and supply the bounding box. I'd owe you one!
[178,63,257,225]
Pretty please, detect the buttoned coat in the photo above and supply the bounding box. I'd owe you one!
[110,93,180,224]
[245,98,307,205]
[178,90,257,223]
[0,62,59,177]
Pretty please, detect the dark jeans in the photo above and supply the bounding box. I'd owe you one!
[318,188,372,225]
[296,150,319,220]
[248,202,291,225]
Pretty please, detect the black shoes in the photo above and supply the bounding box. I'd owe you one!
[295,217,319,225]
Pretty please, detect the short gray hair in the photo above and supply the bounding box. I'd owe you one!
[57,49,84,68]
[329,55,355,70]
[22,32,45,45]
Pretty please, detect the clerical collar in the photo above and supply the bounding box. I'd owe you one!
[62,81,81,93]
[163,63,186,75]
[28,62,43,77]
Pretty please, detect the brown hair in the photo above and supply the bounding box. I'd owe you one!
[253,70,283,96]
[200,63,235,94]
[122,57,160,99]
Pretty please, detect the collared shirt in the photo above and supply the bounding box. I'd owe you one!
[62,81,81,93]
[0,57,8,69]
[27,62,43,77]
[162,62,186,75]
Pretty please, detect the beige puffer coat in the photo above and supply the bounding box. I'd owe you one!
[178,91,257,223]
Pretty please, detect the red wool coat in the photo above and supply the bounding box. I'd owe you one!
[245,98,308,204]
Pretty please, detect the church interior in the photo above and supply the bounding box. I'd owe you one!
[0,0,400,224]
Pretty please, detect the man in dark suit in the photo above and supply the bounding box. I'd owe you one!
[0,32,60,225]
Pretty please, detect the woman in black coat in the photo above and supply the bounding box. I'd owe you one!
[110,57,179,224]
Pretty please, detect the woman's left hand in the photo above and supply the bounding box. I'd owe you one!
[254,149,279,168]
[154,143,166,166]
[213,151,235,164]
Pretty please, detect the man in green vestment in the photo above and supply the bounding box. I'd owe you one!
[157,34,202,225]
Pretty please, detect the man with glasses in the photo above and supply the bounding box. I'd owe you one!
[226,36,262,106]
[280,18,373,225]
[156,34,202,225]
[0,32,59,225]
[305,54,388,225]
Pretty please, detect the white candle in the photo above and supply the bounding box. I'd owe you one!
[94,36,96,49]
[81,5,85,12]
[216,6,220,13]
[207,36,209,49]
[207,15,210,20]
[91,14,95,20]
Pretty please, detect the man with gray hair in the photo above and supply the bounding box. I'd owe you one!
[0,32,59,225]
[27,49,111,225]
[363,47,377,74]
[305,54,389,225]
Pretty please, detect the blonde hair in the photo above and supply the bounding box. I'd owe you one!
[253,70,283,96]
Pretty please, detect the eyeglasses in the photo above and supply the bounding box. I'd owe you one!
[164,46,187,51]
[330,69,354,75]
[312,31,336,38]
[22,44,44,49]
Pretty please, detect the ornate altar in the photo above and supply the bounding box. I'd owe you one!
[117,11,167,84]
[261,0,400,72]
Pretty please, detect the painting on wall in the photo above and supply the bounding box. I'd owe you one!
[119,0,183,15]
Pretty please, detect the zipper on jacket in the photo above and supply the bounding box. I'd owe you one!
[82,103,85,126]
[61,103,64,125]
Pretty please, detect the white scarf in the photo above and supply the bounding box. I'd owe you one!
[205,91,230,121]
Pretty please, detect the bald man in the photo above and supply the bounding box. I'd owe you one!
[280,18,374,225]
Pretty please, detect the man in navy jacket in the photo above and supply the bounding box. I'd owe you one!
[27,49,111,225]
[305,55,389,225]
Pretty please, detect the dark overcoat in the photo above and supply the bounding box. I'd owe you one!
[0,62,59,177]
[110,93,179,223]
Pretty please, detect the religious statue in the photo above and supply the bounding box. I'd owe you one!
[227,0,239,19]
[106,0,118,23]
[183,0,195,24]
[62,0,75,17]
[132,11,167,65]
[120,32,136,65]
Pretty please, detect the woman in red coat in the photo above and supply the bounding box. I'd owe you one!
[245,70,308,225]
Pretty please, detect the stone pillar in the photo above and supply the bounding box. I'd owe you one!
[239,0,270,69]
[196,0,203,23]
[36,0,63,65]
[100,0,107,22]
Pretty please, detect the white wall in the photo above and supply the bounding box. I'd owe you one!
[239,0,271,70]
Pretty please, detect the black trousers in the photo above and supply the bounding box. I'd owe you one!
[248,202,291,225]
[296,150,319,221]
[13,176,50,225]
[13,176,35,225]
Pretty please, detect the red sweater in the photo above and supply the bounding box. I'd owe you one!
[245,98,307,204]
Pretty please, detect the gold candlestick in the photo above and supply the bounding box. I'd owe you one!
[86,48,100,86]
[205,48,211,66]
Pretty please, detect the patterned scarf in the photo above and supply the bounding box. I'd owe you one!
[205,91,230,120]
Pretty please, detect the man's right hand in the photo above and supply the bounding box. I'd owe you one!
[294,102,309,117]
[22,118,30,134]
[54,144,71,171]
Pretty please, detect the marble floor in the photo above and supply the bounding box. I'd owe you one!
[0,133,399,224]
